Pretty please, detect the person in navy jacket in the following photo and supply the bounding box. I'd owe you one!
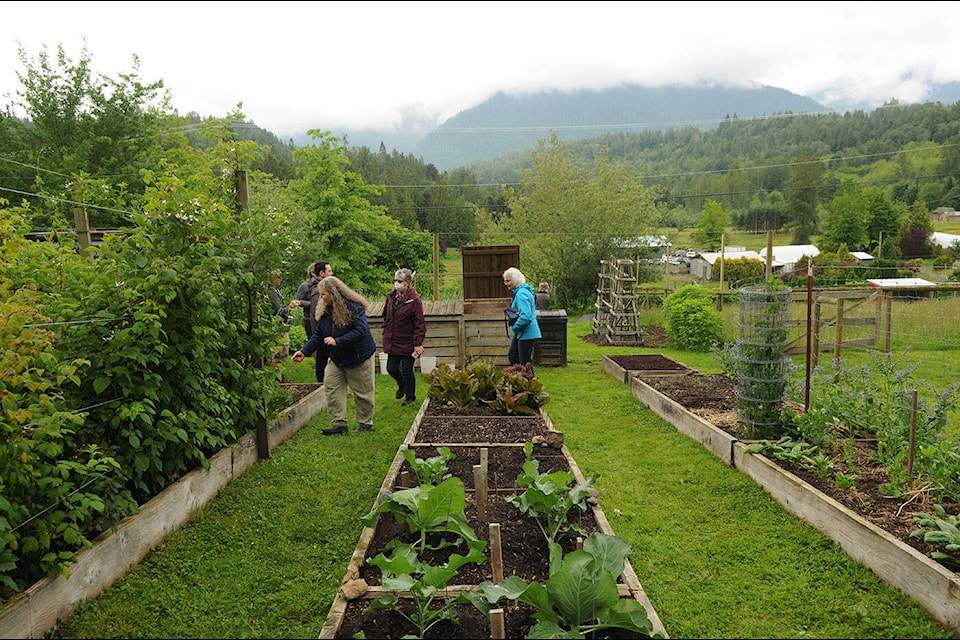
[382,268,427,406]
[292,276,376,435]
[503,267,542,375]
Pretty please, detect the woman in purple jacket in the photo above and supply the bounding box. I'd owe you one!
[382,268,426,406]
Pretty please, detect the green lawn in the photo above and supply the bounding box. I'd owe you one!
[51,319,957,639]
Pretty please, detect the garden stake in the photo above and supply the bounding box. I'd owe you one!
[474,464,487,521]
[490,608,505,639]
[489,523,503,584]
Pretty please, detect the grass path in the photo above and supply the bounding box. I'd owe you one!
[54,321,956,638]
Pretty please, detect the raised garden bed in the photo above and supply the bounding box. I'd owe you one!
[319,398,667,639]
[0,384,327,639]
[629,375,960,633]
[601,354,694,384]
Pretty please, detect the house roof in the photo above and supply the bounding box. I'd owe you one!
[932,232,960,249]
[611,235,671,249]
[850,251,874,260]
[867,277,937,289]
[759,244,820,263]
[695,250,767,266]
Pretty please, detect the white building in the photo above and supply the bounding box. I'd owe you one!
[932,232,960,250]
[690,250,766,281]
[758,244,820,273]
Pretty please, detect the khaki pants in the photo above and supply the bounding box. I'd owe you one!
[324,356,376,427]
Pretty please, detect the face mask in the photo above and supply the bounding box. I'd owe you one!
[394,281,405,291]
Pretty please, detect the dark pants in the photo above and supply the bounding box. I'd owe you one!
[508,338,538,375]
[386,353,417,401]
[315,350,328,384]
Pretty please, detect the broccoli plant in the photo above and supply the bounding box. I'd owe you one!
[366,541,486,639]
[402,446,455,486]
[360,476,484,556]
[506,442,598,573]
[465,533,662,639]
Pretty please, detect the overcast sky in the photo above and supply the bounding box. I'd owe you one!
[4,1,960,137]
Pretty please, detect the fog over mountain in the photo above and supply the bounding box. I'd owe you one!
[288,80,960,171]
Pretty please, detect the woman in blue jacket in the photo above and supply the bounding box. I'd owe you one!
[503,267,542,375]
[292,277,377,435]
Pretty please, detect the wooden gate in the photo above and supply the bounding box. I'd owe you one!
[788,291,890,367]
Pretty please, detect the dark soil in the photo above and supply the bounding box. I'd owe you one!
[606,353,691,372]
[414,415,549,443]
[334,399,653,639]
[638,372,960,562]
[279,382,322,406]
[581,325,670,348]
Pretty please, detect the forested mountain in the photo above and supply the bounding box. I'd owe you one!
[412,83,828,169]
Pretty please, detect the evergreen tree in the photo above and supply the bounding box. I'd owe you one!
[899,201,934,258]
[786,153,823,244]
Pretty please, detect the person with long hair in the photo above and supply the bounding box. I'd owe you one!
[382,268,426,406]
[289,261,334,383]
[291,276,376,435]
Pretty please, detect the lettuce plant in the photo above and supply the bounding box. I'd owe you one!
[425,364,478,409]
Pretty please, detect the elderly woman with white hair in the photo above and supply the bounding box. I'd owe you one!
[502,267,542,374]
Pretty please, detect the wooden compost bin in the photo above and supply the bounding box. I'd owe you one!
[319,399,667,639]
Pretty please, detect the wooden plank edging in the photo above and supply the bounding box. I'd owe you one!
[319,406,668,639]
[630,376,737,464]
[0,386,327,640]
[630,377,960,634]
[732,443,960,632]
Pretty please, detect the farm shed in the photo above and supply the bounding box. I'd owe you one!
[867,277,938,299]
[759,244,820,273]
[690,250,765,281]
[932,232,960,250]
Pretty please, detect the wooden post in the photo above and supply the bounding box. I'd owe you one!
[907,390,918,475]
[256,400,270,460]
[71,179,92,257]
[474,464,487,521]
[765,230,774,280]
[490,608,505,640]
[433,233,440,301]
[805,260,813,412]
[884,294,893,352]
[489,523,503,583]
[717,233,725,312]
[235,169,249,213]
[235,168,268,459]
[833,298,844,381]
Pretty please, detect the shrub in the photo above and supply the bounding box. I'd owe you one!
[663,284,724,352]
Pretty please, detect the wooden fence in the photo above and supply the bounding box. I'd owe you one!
[367,299,514,369]
[367,298,568,369]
